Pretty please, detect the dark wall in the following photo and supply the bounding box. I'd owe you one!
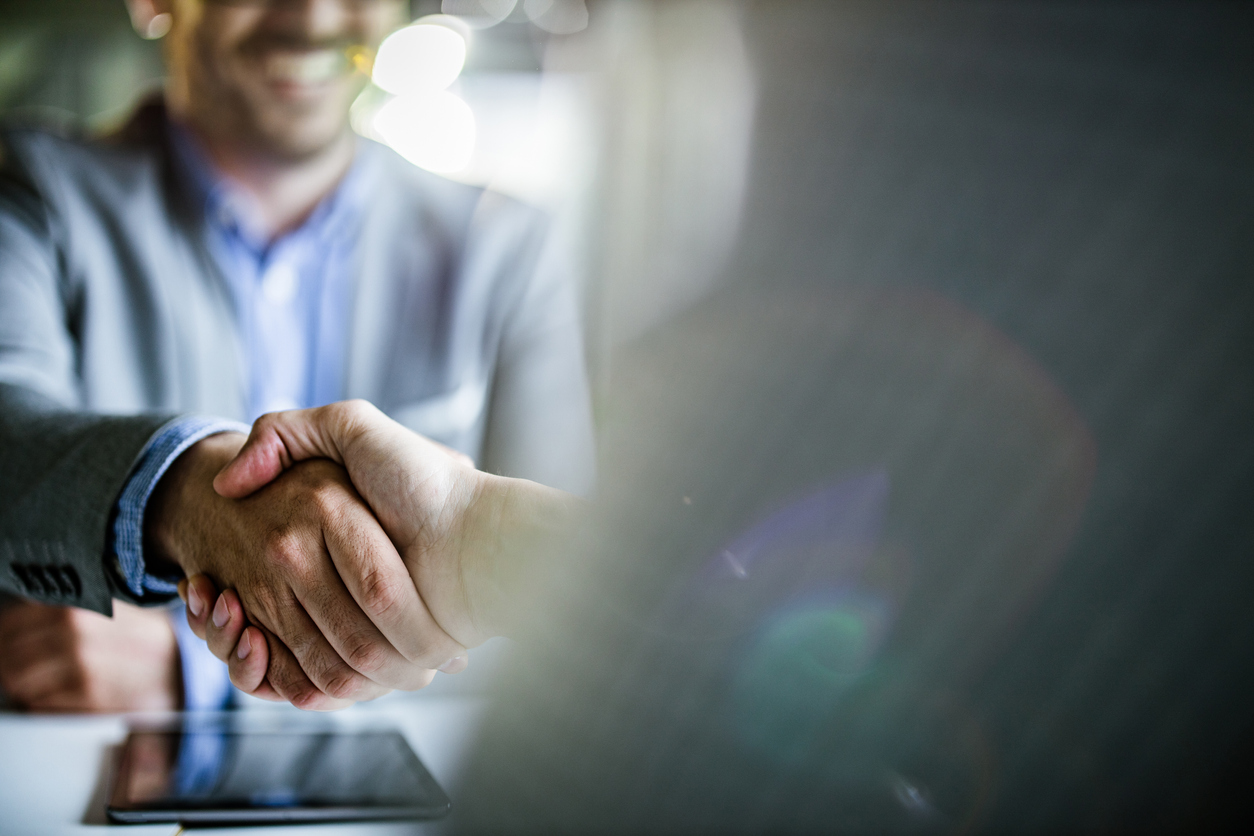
[733,1,1254,830]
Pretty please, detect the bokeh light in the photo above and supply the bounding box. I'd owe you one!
[358,16,476,175]
[731,593,893,762]
[372,91,476,174]
[372,19,467,97]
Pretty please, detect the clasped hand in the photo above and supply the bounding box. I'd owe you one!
[150,400,569,709]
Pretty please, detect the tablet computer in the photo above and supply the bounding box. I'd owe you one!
[106,725,451,824]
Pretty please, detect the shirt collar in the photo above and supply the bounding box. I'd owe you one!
[166,120,372,256]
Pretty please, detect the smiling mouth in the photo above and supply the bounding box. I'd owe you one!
[260,49,350,85]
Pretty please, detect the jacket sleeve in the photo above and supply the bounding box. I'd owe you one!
[0,135,173,615]
[480,211,597,497]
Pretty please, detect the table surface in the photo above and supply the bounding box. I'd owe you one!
[0,693,488,836]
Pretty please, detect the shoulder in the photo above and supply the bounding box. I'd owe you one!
[1,117,164,214]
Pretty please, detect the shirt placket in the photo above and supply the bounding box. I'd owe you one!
[251,239,309,421]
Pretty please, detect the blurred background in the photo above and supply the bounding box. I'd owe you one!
[3,0,1252,832]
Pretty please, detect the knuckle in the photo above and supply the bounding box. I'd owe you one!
[339,399,372,424]
[267,660,312,704]
[280,632,318,672]
[290,638,350,692]
[250,582,282,615]
[310,483,349,519]
[289,685,329,711]
[322,670,363,702]
[264,529,309,573]
[342,632,388,676]
[357,567,405,620]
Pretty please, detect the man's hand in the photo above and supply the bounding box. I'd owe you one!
[0,600,180,712]
[146,432,465,710]
[193,400,581,697]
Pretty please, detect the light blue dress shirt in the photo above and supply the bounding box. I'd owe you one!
[112,127,370,710]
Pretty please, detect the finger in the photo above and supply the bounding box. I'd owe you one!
[211,400,427,499]
[290,566,431,692]
[254,624,355,711]
[250,473,430,692]
[319,503,462,678]
[183,574,218,641]
[214,400,464,501]
[213,405,347,499]
[263,589,394,703]
[204,589,248,663]
[239,679,285,702]
[226,625,279,699]
[245,683,285,702]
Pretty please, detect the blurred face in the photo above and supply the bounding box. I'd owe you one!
[164,0,406,160]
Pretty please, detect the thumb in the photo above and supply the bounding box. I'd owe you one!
[212,405,350,498]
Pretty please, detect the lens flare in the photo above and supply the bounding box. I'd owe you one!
[372,91,477,174]
[731,593,893,762]
[372,21,467,96]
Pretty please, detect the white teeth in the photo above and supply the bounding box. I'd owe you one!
[262,50,344,84]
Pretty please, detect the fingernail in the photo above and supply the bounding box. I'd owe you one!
[237,631,252,660]
[188,585,204,618]
[438,656,468,674]
[212,595,229,628]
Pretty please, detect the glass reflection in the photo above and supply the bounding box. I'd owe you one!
[117,717,440,813]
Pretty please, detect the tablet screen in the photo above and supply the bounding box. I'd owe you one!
[108,728,450,824]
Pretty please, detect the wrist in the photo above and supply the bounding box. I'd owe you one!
[144,432,247,576]
[461,472,584,638]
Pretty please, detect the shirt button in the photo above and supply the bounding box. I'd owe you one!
[261,262,299,305]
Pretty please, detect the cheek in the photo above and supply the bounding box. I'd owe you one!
[188,7,266,81]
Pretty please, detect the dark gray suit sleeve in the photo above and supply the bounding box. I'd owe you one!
[481,216,597,496]
[0,140,172,614]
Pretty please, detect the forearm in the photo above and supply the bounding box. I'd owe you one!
[462,472,585,637]
[0,383,175,613]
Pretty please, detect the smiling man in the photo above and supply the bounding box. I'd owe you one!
[0,0,594,712]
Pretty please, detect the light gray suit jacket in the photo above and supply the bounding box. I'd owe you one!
[0,103,595,615]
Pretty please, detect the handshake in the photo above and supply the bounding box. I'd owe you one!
[147,400,579,710]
